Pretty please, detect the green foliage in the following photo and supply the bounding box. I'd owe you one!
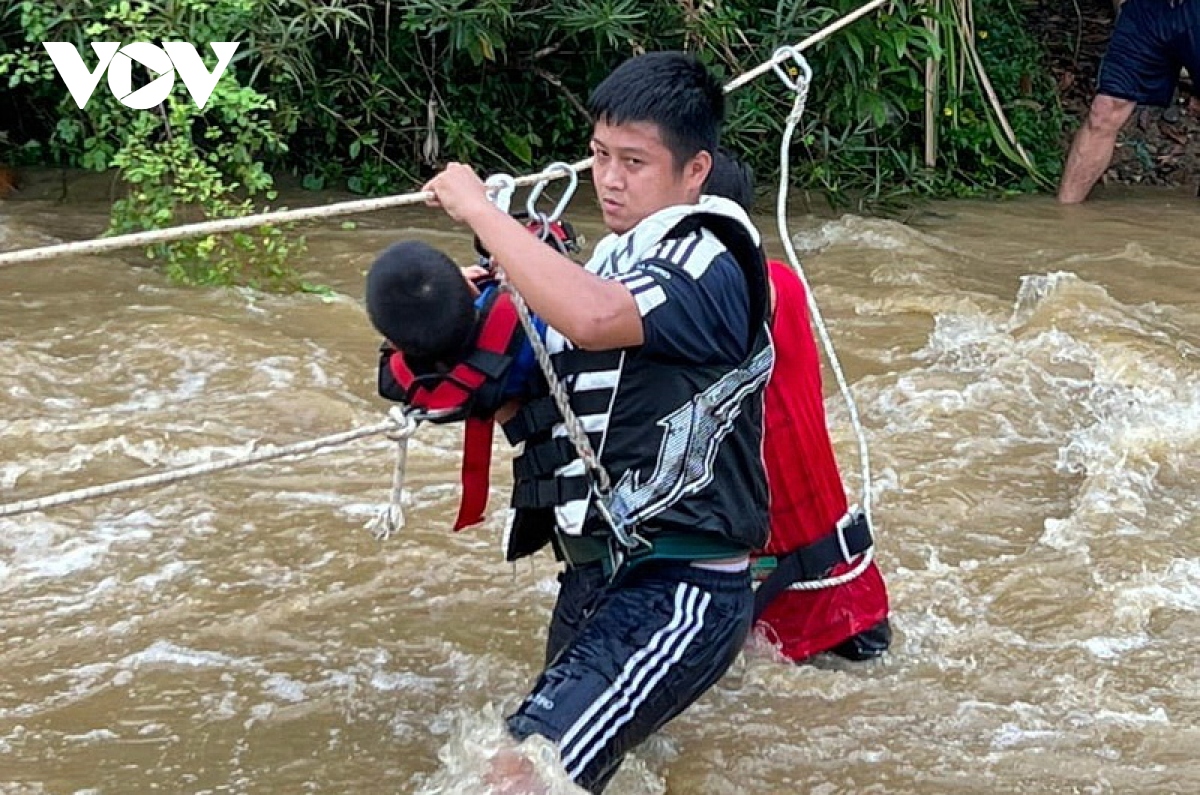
[0,0,329,289]
[1,0,1068,253]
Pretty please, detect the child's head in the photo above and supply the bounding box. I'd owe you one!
[365,240,475,365]
[704,147,756,212]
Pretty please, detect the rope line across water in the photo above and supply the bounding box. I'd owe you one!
[0,0,887,269]
[0,411,418,519]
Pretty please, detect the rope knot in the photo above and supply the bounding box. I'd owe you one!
[384,406,419,441]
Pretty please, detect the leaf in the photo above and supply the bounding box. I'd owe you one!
[502,130,532,165]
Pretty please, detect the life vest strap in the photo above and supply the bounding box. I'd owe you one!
[453,415,495,530]
[501,396,562,444]
[461,347,515,381]
[752,509,873,621]
[407,366,487,416]
[550,347,623,378]
[512,436,577,480]
[512,475,590,509]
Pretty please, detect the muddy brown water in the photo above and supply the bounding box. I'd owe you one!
[2,175,1198,794]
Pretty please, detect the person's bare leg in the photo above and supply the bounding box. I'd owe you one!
[1058,94,1137,204]
[484,747,551,795]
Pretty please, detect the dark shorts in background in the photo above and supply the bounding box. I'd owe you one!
[1098,0,1200,106]
[507,560,753,794]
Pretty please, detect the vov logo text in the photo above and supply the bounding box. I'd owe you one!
[42,42,240,110]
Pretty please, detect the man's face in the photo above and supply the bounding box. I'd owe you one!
[590,119,710,235]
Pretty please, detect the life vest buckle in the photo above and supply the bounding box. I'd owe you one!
[406,405,467,424]
[835,505,864,565]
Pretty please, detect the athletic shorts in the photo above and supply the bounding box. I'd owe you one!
[1098,0,1200,107]
[507,560,753,793]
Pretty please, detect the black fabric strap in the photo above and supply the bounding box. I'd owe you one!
[502,396,562,444]
[752,511,873,621]
[461,348,513,380]
[501,391,611,445]
[551,348,623,377]
[512,436,578,480]
[512,475,591,509]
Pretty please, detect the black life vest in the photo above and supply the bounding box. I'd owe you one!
[501,210,774,563]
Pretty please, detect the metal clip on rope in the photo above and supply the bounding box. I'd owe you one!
[485,173,517,217]
[772,45,813,124]
[592,489,650,554]
[526,161,579,224]
[771,45,813,93]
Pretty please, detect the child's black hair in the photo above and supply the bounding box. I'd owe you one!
[365,240,475,364]
[704,147,756,211]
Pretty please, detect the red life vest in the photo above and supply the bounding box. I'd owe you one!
[753,260,890,662]
[380,286,524,530]
[378,215,578,531]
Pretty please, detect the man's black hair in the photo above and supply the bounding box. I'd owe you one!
[704,147,756,211]
[364,240,475,363]
[588,51,724,169]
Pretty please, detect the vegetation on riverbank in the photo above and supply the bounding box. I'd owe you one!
[0,0,1067,287]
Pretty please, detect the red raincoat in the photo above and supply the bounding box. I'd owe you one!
[754,260,890,661]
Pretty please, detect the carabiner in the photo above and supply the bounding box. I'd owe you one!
[771,45,813,93]
[485,173,517,216]
[525,161,578,223]
[592,486,651,553]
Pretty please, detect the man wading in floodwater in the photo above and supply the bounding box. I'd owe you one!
[419,51,774,792]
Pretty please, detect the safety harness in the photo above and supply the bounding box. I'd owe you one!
[751,507,873,620]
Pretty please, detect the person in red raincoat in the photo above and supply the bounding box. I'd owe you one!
[704,150,891,662]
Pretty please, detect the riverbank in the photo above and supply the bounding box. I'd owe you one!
[1035,0,1199,194]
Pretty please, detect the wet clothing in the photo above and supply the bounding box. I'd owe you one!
[502,197,772,793]
[502,199,773,567]
[476,283,545,401]
[752,260,891,662]
[1098,0,1200,107]
[508,560,754,793]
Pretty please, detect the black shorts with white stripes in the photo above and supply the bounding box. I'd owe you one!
[506,559,753,793]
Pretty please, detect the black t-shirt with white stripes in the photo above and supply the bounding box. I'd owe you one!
[615,247,750,367]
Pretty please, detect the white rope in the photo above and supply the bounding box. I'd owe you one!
[0,160,593,268]
[364,406,417,540]
[772,52,876,591]
[0,410,419,519]
[723,0,889,94]
[0,0,888,269]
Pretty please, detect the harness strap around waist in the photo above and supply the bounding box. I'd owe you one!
[554,530,750,576]
[751,509,873,621]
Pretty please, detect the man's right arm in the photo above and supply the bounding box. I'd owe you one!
[424,164,644,351]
